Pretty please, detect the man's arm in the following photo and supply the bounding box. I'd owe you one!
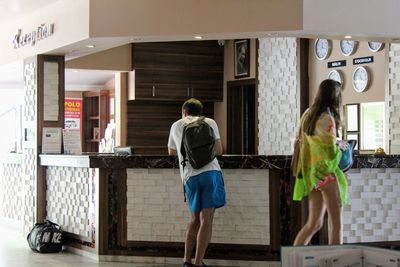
[215,139,223,156]
[168,148,177,156]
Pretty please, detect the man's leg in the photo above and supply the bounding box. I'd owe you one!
[194,208,215,266]
[184,212,200,263]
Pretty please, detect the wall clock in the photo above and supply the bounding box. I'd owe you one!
[340,40,358,56]
[328,69,343,86]
[314,39,331,60]
[368,41,385,52]
[352,66,370,93]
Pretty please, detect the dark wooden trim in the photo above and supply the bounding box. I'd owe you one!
[255,39,259,154]
[299,38,309,115]
[98,169,109,254]
[37,55,65,223]
[269,170,281,251]
[227,78,256,88]
[63,231,93,243]
[116,169,127,247]
[65,240,96,253]
[123,241,276,261]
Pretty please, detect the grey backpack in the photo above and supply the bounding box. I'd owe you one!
[180,117,216,169]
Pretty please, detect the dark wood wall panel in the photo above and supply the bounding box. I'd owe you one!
[127,101,214,155]
[132,41,224,102]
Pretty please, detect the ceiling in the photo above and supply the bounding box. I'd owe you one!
[0,0,59,23]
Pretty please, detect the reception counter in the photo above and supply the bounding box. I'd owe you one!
[39,154,289,264]
[38,153,400,264]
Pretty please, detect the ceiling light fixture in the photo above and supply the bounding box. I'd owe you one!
[86,44,96,48]
[194,36,203,40]
[344,35,352,39]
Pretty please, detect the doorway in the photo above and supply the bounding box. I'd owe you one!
[227,79,256,154]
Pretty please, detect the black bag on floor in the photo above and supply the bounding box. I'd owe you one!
[27,220,63,253]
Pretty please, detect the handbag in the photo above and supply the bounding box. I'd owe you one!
[338,140,357,172]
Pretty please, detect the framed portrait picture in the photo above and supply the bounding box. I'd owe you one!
[234,39,250,79]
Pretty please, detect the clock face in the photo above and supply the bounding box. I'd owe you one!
[352,66,370,93]
[340,40,358,56]
[368,41,384,52]
[314,39,331,60]
[328,70,343,85]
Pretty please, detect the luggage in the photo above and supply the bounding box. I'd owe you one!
[27,220,63,253]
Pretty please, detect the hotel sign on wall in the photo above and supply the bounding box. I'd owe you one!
[12,23,54,49]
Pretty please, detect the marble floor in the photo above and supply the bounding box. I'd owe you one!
[0,222,279,267]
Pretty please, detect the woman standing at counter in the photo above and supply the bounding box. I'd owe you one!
[292,79,348,245]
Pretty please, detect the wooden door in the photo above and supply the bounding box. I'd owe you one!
[227,79,256,154]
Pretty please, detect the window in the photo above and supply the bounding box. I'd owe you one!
[345,102,385,151]
[0,89,23,153]
[361,102,385,150]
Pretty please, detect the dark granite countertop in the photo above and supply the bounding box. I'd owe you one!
[39,153,400,169]
[39,154,291,169]
[353,154,400,168]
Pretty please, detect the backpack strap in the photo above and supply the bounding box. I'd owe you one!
[180,132,187,169]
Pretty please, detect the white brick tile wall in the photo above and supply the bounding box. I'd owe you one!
[258,38,299,155]
[126,169,270,245]
[344,168,400,243]
[0,162,23,221]
[22,62,37,235]
[46,166,94,238]
[43,62,59,121]
[388,44,400,153]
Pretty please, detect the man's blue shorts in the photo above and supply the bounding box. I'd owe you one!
[184,170,226,213]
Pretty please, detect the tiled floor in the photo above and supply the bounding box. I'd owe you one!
[0,221,279,267]
[0,222,178,267]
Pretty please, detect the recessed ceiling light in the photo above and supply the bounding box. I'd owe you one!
[344,35,352,39]
[194,36,203,40]
[86,44,96,48]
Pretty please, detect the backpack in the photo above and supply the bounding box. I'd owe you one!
[27,220,63,253]
[181,116,216,169]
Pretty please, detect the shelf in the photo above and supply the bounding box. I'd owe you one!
[88,116,100,120]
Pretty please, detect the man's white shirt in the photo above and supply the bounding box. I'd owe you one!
[168,116,221,184]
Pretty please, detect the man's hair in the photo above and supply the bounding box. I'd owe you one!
[182,98,203,116]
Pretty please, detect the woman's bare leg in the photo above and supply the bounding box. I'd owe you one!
[293,190,326,245]
[320,181,343,244]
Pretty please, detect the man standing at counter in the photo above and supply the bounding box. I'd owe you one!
[168,98,226,267]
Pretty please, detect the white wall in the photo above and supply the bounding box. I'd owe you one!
[257,38,299,155]
[0,0,90,65]
[304,0,400,38]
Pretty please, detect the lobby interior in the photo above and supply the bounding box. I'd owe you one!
[1,1,400,266]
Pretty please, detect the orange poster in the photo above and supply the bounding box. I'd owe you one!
[64,98,82,132]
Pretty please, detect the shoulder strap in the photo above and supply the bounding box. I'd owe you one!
[180,123,188,169]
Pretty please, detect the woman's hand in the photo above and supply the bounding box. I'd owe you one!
[336,140,349,150]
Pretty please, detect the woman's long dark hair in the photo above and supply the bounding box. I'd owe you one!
[303,79,342,136]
